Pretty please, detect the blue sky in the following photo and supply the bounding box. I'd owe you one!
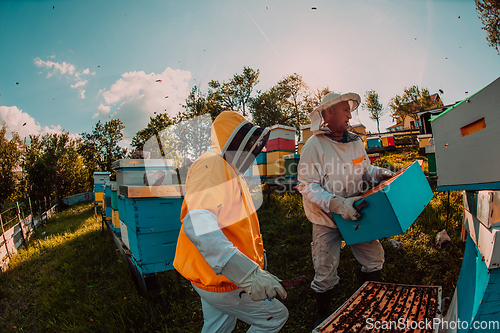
[1,0,498,146]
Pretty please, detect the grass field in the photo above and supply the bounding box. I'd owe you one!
[0,150,465,332]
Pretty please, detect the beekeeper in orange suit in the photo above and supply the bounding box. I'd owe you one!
[174,111,288,332]
[297,92,394,328]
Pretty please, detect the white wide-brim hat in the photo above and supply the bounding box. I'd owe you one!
[309,92,361,134]
[315,92,361,113]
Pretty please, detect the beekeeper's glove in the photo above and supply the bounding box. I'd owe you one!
[376,168,395,182]
[330,195,363,221]
[222,251,287,301]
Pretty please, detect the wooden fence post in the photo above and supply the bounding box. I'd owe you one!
[16,202,26,245]
[29,197,35,232]
[38,200,42,225]
[0,215,10,259]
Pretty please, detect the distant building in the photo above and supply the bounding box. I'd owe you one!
[387,93,443,132]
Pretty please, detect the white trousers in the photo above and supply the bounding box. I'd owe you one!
[193,284,289,333]
[311,224,385,293]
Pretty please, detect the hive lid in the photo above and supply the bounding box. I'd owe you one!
[112,159,174,170]
[119,185,185,198]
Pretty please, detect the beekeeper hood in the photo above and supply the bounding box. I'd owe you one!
[211,111,270,174]
[309,92,361,135]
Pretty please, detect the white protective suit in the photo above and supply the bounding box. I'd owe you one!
[298,97,387,293]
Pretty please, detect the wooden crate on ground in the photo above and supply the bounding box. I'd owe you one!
[313,282,442,332]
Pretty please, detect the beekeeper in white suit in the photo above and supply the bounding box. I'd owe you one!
[297,92,394,328]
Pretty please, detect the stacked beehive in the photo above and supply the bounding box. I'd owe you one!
[110,182,120,233]
[113,159,183,275]
[430,77,500,328]
[103,181,113,223]
[251,151,267,179]
[266,125,295,178]
[283,154,300,178]
[93,171,110,210]
[299,124,312,154]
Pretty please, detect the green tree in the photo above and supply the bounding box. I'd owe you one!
[476,0,500,54]
[250,73,312,141]
[78,119,127,178]
[388,86,443,127]
[207,67,260,116]
[362,90,384,133]
[0,124,23,206]
[131,113,176,153]
[24,132,89,207]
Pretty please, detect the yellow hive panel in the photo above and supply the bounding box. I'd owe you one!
[252,164,267,176]
[267,151,293,165]
[267,160,285,176]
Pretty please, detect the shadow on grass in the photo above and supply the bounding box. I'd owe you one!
[0,202,204,333]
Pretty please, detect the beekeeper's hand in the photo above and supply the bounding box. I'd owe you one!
[222,251,287,301]
[330,195,363,221]
[377,168,395,181]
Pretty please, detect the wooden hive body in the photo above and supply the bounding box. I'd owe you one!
[430,77,500,191]
[446,235,500,331]
[333,161,433,245]
[117,185,183,275]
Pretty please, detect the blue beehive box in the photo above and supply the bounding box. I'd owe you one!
[117,185,184,275]
[333,161,433,245]
[104,183,113,220]
[445,235,500,329]
[255,152,267,165]
[367,137,382,149]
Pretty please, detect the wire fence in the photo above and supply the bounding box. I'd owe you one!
[0,197,57,272]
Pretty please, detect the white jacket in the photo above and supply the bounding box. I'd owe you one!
[298,132,383,228]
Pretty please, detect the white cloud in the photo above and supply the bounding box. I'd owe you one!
[71,80,87,89]
[0,106,80,139]
[34,57,76,77]
[97,67,191,140]
[0,106,41,138]
[34,56,94,98]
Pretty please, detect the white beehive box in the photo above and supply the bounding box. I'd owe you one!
[120,219,130,250]
[463,190,500,228]
[112,159,174,187]
[94,171,110,185]
[463,209,500,269]
[268,124,295,140]
[430,77,500,191]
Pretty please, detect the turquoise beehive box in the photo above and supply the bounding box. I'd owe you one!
[333,161,433,245]
[118,185,184,275]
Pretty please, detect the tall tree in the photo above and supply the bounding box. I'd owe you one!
[131,113,176,152]
[0,124,23,206]
[207,67,260,116]
[388,86,443,127]
[250,73,312,141]
[24,132,89,206]
[362,90,384,133]
[476,0,500,54]
[78,119,127,177]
